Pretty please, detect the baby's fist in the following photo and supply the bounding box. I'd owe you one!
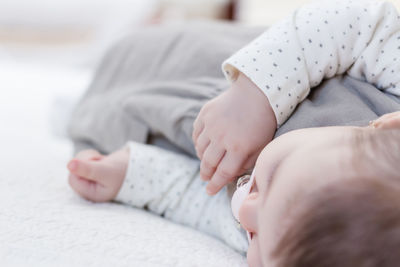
[67,148,129,202]
[193,73,277,195]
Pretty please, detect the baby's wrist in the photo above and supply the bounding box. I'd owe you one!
[232,72,278,131]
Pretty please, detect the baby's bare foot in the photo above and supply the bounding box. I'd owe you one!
[67,147,129,202]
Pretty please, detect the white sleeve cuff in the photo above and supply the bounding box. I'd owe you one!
[221,19,310,126]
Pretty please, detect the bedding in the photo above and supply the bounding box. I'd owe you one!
[0,61,246,267]
[0,0,158,69]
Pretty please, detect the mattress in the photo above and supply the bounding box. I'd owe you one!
[0,61,246,267]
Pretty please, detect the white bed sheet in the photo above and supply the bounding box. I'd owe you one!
[0,61,247,267]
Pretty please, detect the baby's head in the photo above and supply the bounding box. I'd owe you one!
[274,172,400,267]
[239,122,400,267]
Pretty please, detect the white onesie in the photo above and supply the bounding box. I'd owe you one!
[115,0,400,253]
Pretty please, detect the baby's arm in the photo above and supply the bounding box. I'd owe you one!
[67,142,200,207]
[67,143,248,253]
[117,142,248,252]
[223,0,400,125]
[194,0,400,195]
[114,142,200,213]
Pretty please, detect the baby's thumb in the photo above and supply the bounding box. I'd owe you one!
[67,159,104,183]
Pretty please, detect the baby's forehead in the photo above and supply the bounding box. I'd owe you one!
[271,147,356,215]
[278,144,355,185]
[256,134,357,200]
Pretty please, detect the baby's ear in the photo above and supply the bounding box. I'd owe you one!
[371,111,400,129]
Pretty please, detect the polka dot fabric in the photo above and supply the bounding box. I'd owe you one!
[115,141,248,254]
[223,0,400,126]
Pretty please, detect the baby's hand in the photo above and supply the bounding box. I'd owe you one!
[67,147,129,202]
[193,73,277,195]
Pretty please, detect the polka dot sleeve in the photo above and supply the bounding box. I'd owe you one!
[114,141,249,253]
[223,0,400,126]
[114,141,200,214]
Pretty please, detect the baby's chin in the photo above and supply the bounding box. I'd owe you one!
[246,235,262,267]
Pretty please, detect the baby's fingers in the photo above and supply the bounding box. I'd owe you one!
[192,115,205,144]
[67,159,108,184]
[68,173,109,202]
[372,111,400,129]
[200,143,225,181]
[206,153,245,195]
[195,132,210,160]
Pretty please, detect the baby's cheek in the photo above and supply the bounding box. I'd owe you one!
[247,238,263,267]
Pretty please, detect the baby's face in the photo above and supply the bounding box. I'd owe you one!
[239,126,363,267]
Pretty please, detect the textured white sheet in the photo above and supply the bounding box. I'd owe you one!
[0,62,247,267]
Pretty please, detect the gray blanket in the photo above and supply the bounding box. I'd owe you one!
[68,22,400,157]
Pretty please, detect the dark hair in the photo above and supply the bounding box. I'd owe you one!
[273,129,400,267]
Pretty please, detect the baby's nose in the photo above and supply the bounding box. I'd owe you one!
[239,192,259,234]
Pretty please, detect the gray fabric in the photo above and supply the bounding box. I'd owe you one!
[68,21,400,157]
[276,76,400,136]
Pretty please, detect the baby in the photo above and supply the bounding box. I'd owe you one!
[67,0,400,266]
[67,115,400,266]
